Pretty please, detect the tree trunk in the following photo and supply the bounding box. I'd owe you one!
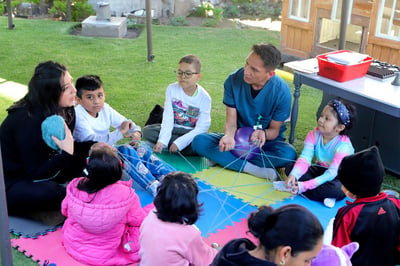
[39,0,45,16]
[146,0,154,62]
[66,0,71,21]
[6,0,14,30]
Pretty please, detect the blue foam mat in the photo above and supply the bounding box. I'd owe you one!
[196,180,256,236]
[156,152,208,174]
[132,177,256,237]
[270,195,350,229]
[131,179,154,207]
[9,216,60,238]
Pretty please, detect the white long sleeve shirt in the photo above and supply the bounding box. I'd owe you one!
[73,103,141,145]
[158,82,211,151]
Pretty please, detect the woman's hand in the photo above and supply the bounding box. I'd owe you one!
[52,122,74,155]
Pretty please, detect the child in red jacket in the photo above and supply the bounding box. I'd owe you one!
[332,146,400,266]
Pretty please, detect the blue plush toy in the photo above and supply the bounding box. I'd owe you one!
[41,115,65,151]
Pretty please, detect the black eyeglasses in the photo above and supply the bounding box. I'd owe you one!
[175,70,199,79]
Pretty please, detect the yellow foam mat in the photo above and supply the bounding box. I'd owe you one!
[194,166,291,207]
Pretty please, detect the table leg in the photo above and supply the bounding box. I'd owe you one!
[289,78,301,144]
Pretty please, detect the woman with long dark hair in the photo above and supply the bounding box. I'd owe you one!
[0,61,93,224]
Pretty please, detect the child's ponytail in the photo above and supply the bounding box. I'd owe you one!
[78,147,122,193]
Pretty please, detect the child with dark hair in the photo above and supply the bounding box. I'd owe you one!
[332,146,400,266]
[73,74,175,196]
[139,171,218,265]
[275,99,356,208]
[143,54,212,156]
[62,142,152,265]
[212,204,324,265]
[74,74,141,144]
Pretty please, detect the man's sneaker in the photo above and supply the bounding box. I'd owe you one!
[207,159,217,167]
[324,198,336,208]
[149,180,161,197]
[265,168,277,181]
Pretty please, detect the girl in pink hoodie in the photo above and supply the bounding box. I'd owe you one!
[62,142,152,265]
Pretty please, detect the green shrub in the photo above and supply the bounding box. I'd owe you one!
[169,16,189,26]
[49,0,94,21]
[0,2,6,15]
[189,2,214,18]
[222,4,240,18]
[71,1,94,21]
[201,18,219,27]
[231,0,253,4]
[48,0,66,19]
[0,0,40,16]
[213,7,224,21]
[226,0,282,20]
[128,23,144,30]
[152,18,161,25]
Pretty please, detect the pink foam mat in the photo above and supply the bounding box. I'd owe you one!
[11,228,139,266]
[12,219,256,266]
[205,218,259,247]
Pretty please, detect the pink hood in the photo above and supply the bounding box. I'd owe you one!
[62,178,152,265]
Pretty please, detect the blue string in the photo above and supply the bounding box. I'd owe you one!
[33,170,61,183]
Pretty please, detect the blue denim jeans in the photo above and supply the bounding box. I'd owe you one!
[117,144,176,190]
[192,132,297,171]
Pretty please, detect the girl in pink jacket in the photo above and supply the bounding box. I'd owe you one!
[62,142,152,265]
[139,171,219,265]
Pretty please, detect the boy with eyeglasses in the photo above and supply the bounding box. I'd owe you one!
[143,54,211,156]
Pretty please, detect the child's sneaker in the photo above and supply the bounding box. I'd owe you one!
[273,181,292,192]
[324,198,336,208]
[149,180,161,197]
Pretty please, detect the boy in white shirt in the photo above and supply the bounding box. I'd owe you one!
[143,54,212,156]
[74,75,175,196]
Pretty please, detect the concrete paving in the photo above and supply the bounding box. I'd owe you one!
[0,79,27,101]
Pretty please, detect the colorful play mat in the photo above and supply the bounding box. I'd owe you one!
[10,152,347,265]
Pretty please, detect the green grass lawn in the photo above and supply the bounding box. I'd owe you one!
[0,17,399,264]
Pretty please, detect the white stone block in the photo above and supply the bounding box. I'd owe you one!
[82,16,127,38]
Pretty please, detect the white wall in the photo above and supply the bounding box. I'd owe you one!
[88,0,222,18]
